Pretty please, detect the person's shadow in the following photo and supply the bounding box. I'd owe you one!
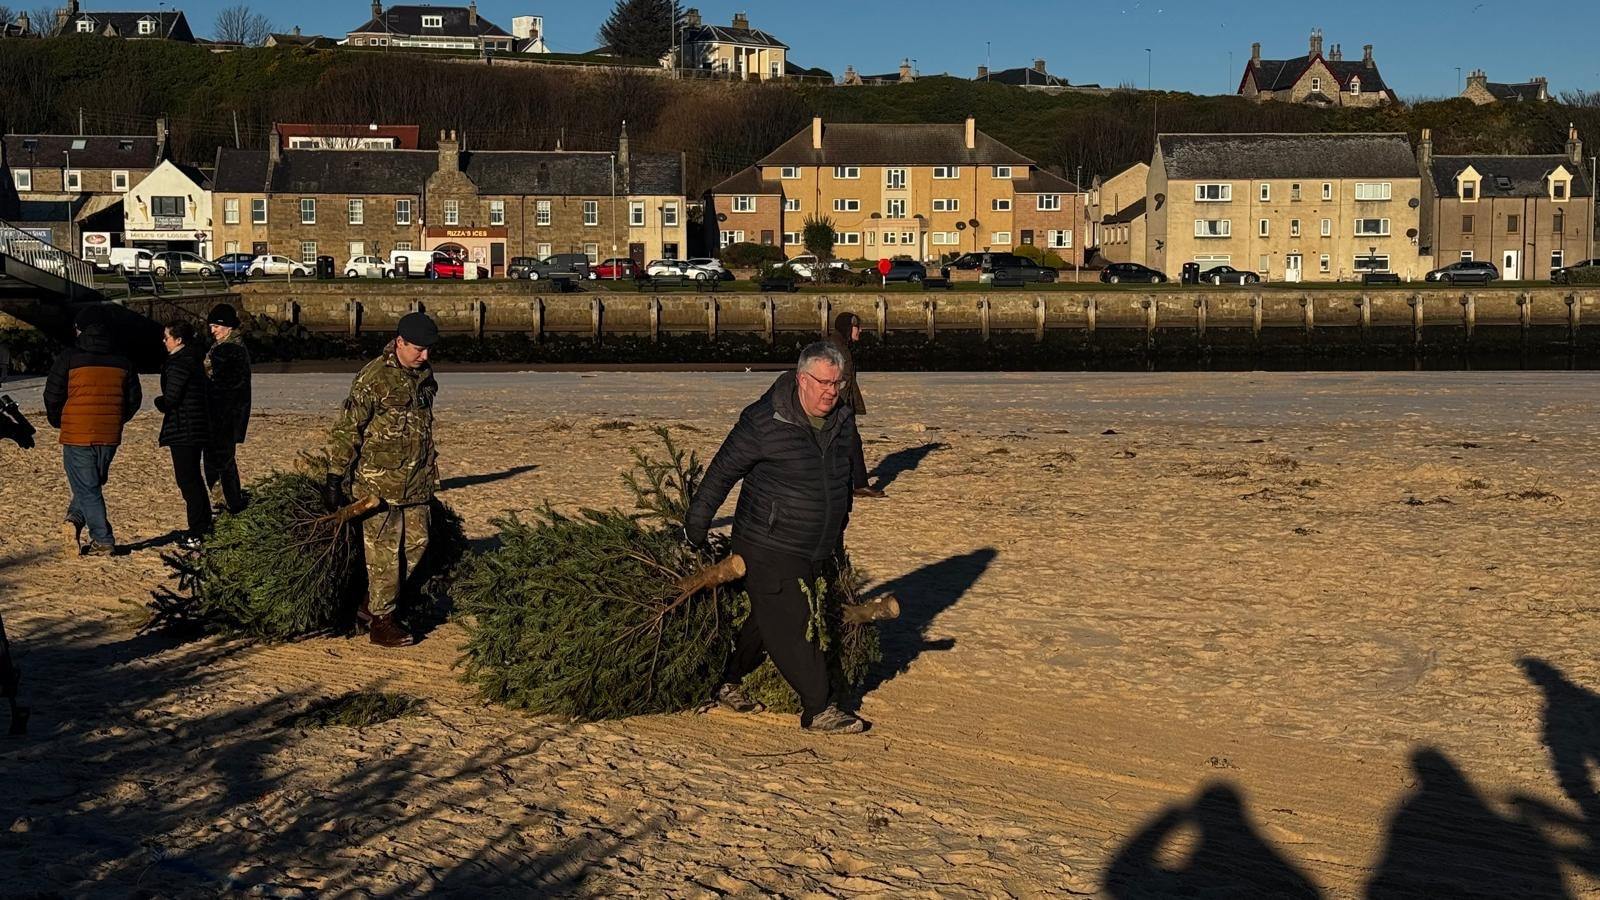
[1104,782,1322,899]
[868,442,949,490]
[1516,657,1600,878]
[1366,747,1568,898]
[858,547,996,696]
[440,464,538,492]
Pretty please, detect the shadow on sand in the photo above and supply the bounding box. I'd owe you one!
[867,442,949,490]
[857,547,996,697]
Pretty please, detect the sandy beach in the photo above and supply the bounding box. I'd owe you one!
[1,369,1598,897]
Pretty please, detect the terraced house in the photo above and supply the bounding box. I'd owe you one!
[1418,127,1594,280]
[705,116,1085,262]
[2,122,168,257]
[210,127,686,274]
[1147,133,1423,282]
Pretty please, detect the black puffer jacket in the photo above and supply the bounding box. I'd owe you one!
[156,344,210,447]
[687,371,856,561]
[205,333,252,445]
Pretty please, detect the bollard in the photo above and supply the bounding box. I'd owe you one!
[978,297,991,342]
[762,296,775,345]
[1409,293,1424,350]
[1086,296,1098,341]
[1035,296,1047,343]
[924,299,936,341]
[283,299,300,327]
[1250,295,1262,342]
[1461,293,1475,344]
[1518,293,1531,347]
[474,300,486,340]
[531,297,545,343]
[1301,294,1314,338]
[876,296,888,340]
[1194,296,1207,341]
[1356,295,1370,342]
[590,296,604,345]
[1141,297,1156,354]
[818,296,832,337]
[705,297,719,341]
[649,296,661,342]
[348,300,362,336]
[1567,294,1581,346]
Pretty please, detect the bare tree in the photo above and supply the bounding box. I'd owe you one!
[0,7,15,26]
[28,3,58,34]
[213,3,273,46]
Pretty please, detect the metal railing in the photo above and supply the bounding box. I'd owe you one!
[0,219,100,295]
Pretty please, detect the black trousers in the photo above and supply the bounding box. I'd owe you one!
[723,540,832,720]
[205,440,244,513]
[850,430,869,490]
[169,445,213,537]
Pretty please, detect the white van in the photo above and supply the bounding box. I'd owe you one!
[108,247,154,273]
[388,249,440,278]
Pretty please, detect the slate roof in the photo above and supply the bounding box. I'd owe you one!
[1157,133,1416,180]
[1106,197,1147,224]
[1485,81,1547,102]
[14,200,73,222]
[1428,155,1592,199]
[348,5,509,38]
[709,165,783,196]
[680,23,786,49]
[4,134,161,169]
[1013,169,1080,193]
[760,123,1033,168]
[212,149,269,192]
[267,31,337,48]
[169,161,212,190]
[985,66,1069,88]
[269,150,437,194]
[276,124,421,149]
[59,10,194,40]
[463,151,683,196]
[1247,55,1390,96]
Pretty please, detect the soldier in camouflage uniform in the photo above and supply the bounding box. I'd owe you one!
[326,312,441,647]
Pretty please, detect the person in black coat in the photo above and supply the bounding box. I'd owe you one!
[155,321,212,548]
[203,303,252,514]
[685,342,868,735]
[826,312,884,498]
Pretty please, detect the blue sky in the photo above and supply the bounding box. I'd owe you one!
[213,0,1595,98]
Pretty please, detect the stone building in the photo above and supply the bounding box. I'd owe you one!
[1088,161,1150,264]
[669,9,788,80]
[1460,71,1551,105]
[123,159,213,258]
[346,2,514,52]
[705,116,1085,263]
[1419,126,1593,280]
[1239,30,1394,107]
[2,122,167,254]
[52,1,195,40]
[1147,133,1422,281]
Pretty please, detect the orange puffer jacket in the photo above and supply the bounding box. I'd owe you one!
[43,327,141,446]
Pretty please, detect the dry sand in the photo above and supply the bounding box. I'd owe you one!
[1,369,1598,898]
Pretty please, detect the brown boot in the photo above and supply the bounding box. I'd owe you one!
[369,614,413,648]
[853,486,886,499]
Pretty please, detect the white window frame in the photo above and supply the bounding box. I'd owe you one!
[1259,184,1270,202]
[1320,218,1331,237]
[932,166,959,180]
[225,241,239,255]
[663,202,679,226]
[1350,76,1361,95]
[584,242,599,263]
[1354,182,1392,201]
[719,230,745,247]
[11,169,30,192]
[1353,217,1390,237]
[396,199,412,225]
[932,198,960,212]
[76,19,92,32]
[628,201,643,227]
[583,200,599,226]
[396,241,413,252]
[535,200,551,226]
[1553,180,1568,201]
[886,168,906,190]
[833,198,861,212]
[1552,250,1564,270]
[1461,250,1474,262]
[443,200,459,225]
[1047,229,1071,248]
[1319,253,1331,273]
[348,198,364,225]
[300,241,317,265]
[1291,183,1302,201]
[1290,219,1301,237]
[833,166,860,180]
[490,200,506,226]
[1461,180,1477,202]
[1194,219,1231,238]
[64,170,81,191]
[993,166,1012,179]
[865,232,875,246]
[137,18,154,34]
[1195,183,1232,202]
[1037,194,1061,211]
[780,166,799,179]
[783,231,800,244]
[1311,76,1321,92]
[991,231,1012,245]
[934,232,959,246]
[886,198,906,219]
[224,198,239,224]
[300,198,316,224]
[536,242,551,257]
[1258,219,1269,237]
[112,171,129,191]
[783,198,800,212]
[421,14,442,27]
[251,198,267,224]
[882,231,897,245]
[992,198,1012,212]
[1321,182,1333,201]
[732,196,755,212]
[834,231,860,246]
[1354,254,1390,273]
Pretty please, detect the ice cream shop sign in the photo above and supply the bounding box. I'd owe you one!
[425,226,509,276]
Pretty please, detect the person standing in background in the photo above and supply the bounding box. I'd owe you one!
[155,321,212,549]
[827,312,885,498]
[203,303,251,514]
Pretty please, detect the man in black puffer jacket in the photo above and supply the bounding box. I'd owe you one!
[686,342,868,734]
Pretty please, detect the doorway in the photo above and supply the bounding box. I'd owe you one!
[1501,249,1518,280]
[1285,253,1302,283]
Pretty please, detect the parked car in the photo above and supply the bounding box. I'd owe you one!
[214,253,255,279]
[108,247,154,274]
[1424,260,1499,284]
[1100,262,1168,284]
[431,254,488,279]
[1551,258,1600,283]
[947,251,1025,272]
[524,253,593,280]
[591,257,639,279]
[787,254,852,280]
[644,259,689,277]
[389,249,437,278]
[248,254,310,277]
[344,255,390,278]
[687,257,734,280]
[1199,265,1261,285]
[881,260,928,283]
[989,258,1058,283]
[507,256,541,279]
[149,251,217,277]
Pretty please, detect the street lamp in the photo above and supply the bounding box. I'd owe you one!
[1455,67,1462,93]
[1145,48,1152,91]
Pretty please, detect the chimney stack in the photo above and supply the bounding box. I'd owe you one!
[811,116,823,150]
[1033,58,1046,74]
[1467,69,1487,92]
[1567,123,1583,166]
[1417,127,1432,172]
[1362,44,1374,68]
[731,11,748,30]
[899,58,911,81]
[684,7,700,27]
[155,116,169,160]
[1329,44,1342,62]
[438,129,460,174]
[468,1,477,26]
[976,64,987,80]
[1309,28,1323,57]
[617,121,630,188]
[268,126,281,169]
[964,115,976,151]
[292,24,300,36]
[1250,42,1260,63]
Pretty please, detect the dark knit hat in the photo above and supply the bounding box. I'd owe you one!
[74,304,110,331]
[206,303,241,328]
[397,311,440,348]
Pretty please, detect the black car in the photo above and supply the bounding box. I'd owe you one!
[882,260,928,283]
[991,258,1058,283]
[1424,260,1498,284]
[1199,265,1260,285]
[1551,258,1600,284]
[506,256,540,279]
[1100,262,1167,284]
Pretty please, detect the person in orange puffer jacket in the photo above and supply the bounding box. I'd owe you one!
[43,307,141,557]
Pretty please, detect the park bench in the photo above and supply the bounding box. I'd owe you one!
[1361,272,1403,285]
[758,275,799,293]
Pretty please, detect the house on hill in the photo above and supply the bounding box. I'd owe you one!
[1239,29,1394,107]
[345,2,514,52]
[976,59,1069,89]
[52,1,195,41]
[1460,71,1551,104]
[266,27,338,49]
[669,8,788,80]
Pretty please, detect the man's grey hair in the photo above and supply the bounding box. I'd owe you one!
[797,341,845,374]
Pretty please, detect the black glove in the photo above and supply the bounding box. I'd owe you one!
[683,524,707,550]
[324,472,347,507]
[153,396,168,413]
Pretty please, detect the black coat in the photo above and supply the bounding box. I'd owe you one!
[687,371,856,561]
[826,312,867,415]
[157,344,210,447]
[205,335,252,445]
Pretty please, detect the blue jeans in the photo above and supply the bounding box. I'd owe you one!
[63,444,117,546]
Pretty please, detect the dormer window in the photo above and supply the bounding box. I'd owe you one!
[119,140,134,151]
[1460,178,1477,202]
[21,138,37,151]
[137,18,155,34]
[421,14,442,28]
[1349,76,1361,95]
[75,19,92,32]
[1552,177,1569,201]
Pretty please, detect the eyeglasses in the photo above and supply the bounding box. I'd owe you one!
[801,370,848,391]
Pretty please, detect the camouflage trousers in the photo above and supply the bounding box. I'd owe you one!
[363,502,430,618]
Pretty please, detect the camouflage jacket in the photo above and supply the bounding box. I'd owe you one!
[327,341,438,504]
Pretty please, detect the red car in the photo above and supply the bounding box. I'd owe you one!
[591,257,639,279]
[428,251,488,279]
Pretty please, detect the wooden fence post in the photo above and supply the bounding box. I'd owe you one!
[762,296,775,345]
[1461,293,1475,345]
[978,296,991,342]
[1518,292,1531,348]
[1034,296,1047,343]
[283,299,299,327]
[590,296,604,345]
[818,296,832,337]
[1357,295,1371,342]
[1086,296,1097,343]
[474,300,486,339]
[1409,293,1424,351]
[1301,294,1314,338]
[348,300,362,336]
[1567,293,1581,346]
[1250,294,1262,343]
[924,299,936,341]
[531,297,544,343]
[705,297,719,341]
[648,296,661,342]
[875,296,887,340]
[1142,296,1156,354]
[1194,296,1207,341]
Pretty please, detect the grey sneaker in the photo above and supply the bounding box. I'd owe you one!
[804,704,869,734]
[178,535,204,552]
[711,682,765,714]
[82,542,117,557]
